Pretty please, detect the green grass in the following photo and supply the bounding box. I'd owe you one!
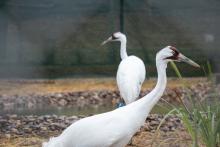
[155,61,220,147]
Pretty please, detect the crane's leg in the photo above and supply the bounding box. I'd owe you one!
[117,98,125,108]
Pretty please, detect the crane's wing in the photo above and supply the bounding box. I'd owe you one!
[49,110,134,147]
[43,100,147,147]
[117,56,146,104]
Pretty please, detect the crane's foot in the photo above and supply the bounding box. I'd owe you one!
[117,101,125,108]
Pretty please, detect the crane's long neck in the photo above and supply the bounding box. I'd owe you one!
[120,39,128,60]
[136,59,167,116]
[147,60,167,108]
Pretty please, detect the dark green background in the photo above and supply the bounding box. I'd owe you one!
[0,0,219,78]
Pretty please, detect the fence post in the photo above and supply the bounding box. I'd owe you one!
[119,0,124,33]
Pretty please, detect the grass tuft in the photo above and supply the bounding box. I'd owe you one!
[168,61,220,147]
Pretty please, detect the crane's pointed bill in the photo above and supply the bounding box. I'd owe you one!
[101,37,112,46]
[178,53,200,68]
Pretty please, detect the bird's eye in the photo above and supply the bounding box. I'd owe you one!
[170,46,179,54]
[164,46,180,60]
[112,34,117,40]
[170,47,179,57]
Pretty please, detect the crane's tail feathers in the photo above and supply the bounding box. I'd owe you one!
[42,137,63,147]
[42,142,49,147]
[122,83,141,104]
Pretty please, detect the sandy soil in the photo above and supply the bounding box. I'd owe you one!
[0,77,205,96]
[0,129,197,147]
[0,77,206,147]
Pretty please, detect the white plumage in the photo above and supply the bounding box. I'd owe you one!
[116,56,145,104]
[102,32,146,104]
[43,46,200,147]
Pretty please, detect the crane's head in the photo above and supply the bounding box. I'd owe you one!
[101,32,126,45]
[157,46,200,68]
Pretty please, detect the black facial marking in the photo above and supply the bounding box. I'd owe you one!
[165,46,180,60]
[112,34,117,40]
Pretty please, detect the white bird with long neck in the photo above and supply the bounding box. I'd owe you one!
[102,32,146,105]
[43,46,200,147]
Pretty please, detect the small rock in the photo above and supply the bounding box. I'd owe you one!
[5,134,11,139]
[58,99,67,106]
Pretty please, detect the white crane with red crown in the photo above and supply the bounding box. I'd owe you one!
[43,46,200,147]
[102,32,146,106]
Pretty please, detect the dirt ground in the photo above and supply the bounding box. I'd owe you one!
[0,129,196,147]
[0,77,205,96]
[0,77,206,147]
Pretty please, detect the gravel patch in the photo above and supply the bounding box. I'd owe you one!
[0,83,214,110]
[0,114,183,138]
